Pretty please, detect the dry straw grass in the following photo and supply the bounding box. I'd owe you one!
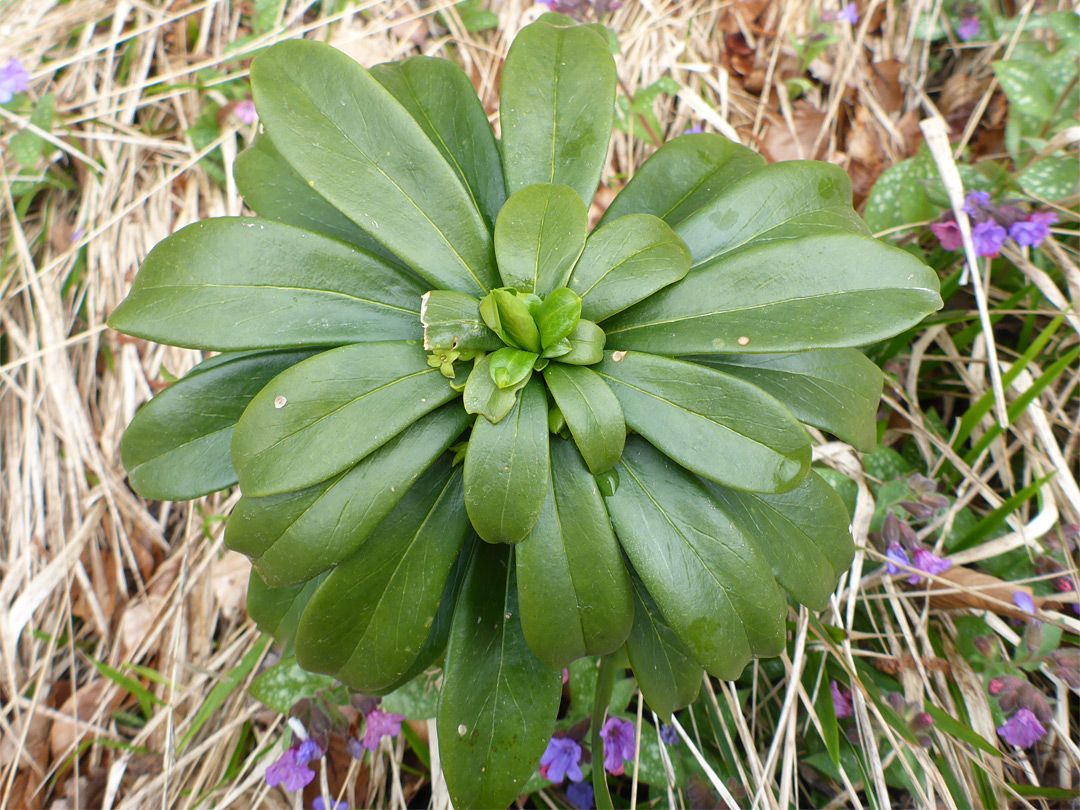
[0,0,1077,808]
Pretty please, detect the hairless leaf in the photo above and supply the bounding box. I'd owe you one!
[534,287,582,349]
[495,185,587,295]
[464,355,531,423]
[107,218,425,351]
[542,364,624,475]
[488,347,539,389]
[421,290,502,353]
[557,319,606,365]
[247,570,327,658]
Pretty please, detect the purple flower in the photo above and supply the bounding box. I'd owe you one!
[1009,212,1057,248]
[659,723,679,745]
[957,16,980,40]
[885,542,910,576]
[1012,591,1036,615]
[831,680,854,718]
[539,737,583,785]
[838,3,859,24]
[296,738,323,765]
[346,736,365,760]
[563,667,569,684]
[997,708,1047,748]
[930,220,963,251]
[234,99,257,124]
[265,747,316,791]
[566,780,595,809]
[685,124,705,135]
[600,717,636,775]
[0,58,31,104]
[971,220,1006,257]
[963,190,991,217]
[909,548,951,584]
[313,798,348,810]
[361,708,405,751]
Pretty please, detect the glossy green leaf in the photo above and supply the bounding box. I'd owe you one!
[515,438,633,668]
[596,352,810,493]
[488,347,538,389]
[568,214,692,323]
[703,472,854,611]
[535,287,582,348]
[688,349,883,452]
[479,288,542,352]
[370,55,506,228]
[598,132,766,227]
[438,543,562,810]
[251,40,497,296]
[234,134,399,261]
[121,349,316,500]
[231,341,458,496]
[558,319,606,365]
[606,438,787,679]
[464,355,531,423]
[494,185,587,295]
[464,378,549,543]
[624,573,702,723]
[225,404,470,586]
[673,161,869,268]
[295,464,470,692]
[603,233,942,355]
[108,218,425,351]
[421,290,502,353]
[246,570,327,657]
[542,364,624,474]
[500,20,616,205]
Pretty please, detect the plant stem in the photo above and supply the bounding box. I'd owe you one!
[591,654,617,810]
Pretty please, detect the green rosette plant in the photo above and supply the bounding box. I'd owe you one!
[109,14,942,808]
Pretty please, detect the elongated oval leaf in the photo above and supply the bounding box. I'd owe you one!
[674,161,870,268]
[251,40,497,296]
[603,233,943,355]
[121,349,317,500]
[421,290,501,353]
[295,463,470,691]
[542,363,624,474]
[688,349,883,452]
[558,319,606,365]
[108,218,425,351]
[500,20,616,205]
[568,213,692,323]
[515,438,633,669]
[624,573,702,723]
[464,378,549,543]
[247,570,327,657]
[535,287,582,349]
[226,403,471,586]
[438,543,562,810]
[371,56,506,229]
[235,134,400,261]
[598,133,766,228]
[703,472,854,611]
[231,341,458,496]
[606,438,787,678]
[595,352,810,493]
[494,184,587,295]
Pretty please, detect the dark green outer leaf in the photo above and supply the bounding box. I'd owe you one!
[246,570,327,658]
[231,341,458,496]
[121,349,317,501]
[463,355,530,423]
[542,364,624,475]
[251,40,497,296]
[464,379,550,543]
[673,161,869,268]
[494,185,587,295]
[295,464,469,692]
[606,437,788,679]
[515,438,633,669]
[370,56,506,229]
[598,132,765,228]
[703,472,854,611]
[225,403,471,587]
[420,290,501,353]
[500,20,616,205]
[108,218,425,351]
[439,543,561,810]
[688,349,883,452]
[234,133,400,261]
[624,573,702,723]
[603,233,943,355]
[595,352,810,494]
[568,213,692,323]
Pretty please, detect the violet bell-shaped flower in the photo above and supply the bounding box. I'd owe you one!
[539,736,584,784]
[361,707,406,751]
[599,717,636,775]
[265,747,316,791]
[0,58,30,104]
[885,542,910,576]
[831,680,854,718]
[957,16,980,40]
[930,219,963,251]
[971,220,1007,257]
[910,548,951,584]
[566,780,594,809]
[1009,212,1057,248]
[997,708,1047,748]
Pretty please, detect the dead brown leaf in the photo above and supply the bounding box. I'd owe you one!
[760,102,828,162]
